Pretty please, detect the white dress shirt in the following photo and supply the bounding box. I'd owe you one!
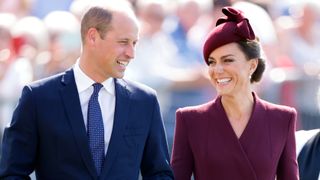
[73,60,116,154]
[295,129,320,155]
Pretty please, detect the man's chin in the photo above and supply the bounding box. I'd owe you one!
[113,73,125,79]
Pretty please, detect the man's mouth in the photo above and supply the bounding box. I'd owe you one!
[117,60,128,67]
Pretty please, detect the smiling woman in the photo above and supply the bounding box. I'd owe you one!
[171,6,299,180]
[207,42,258,96]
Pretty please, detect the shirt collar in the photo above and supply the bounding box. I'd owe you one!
[74,59,115,95]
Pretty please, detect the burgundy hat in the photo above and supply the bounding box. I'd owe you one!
[203,6,255,65]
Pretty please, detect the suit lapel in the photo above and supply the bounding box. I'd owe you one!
[59,69,98,179]
[208,96,257,180]
[99,78,131,179]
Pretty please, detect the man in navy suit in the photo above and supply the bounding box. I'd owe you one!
[296,129,320,180]
[0,1,173,179]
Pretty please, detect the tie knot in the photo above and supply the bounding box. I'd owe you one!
[92,83,103,95]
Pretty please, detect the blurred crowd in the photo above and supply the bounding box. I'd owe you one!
[1,0,320,154]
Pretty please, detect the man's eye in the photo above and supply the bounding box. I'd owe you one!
[119,41,128,44]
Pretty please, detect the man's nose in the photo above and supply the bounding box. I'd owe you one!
[125,44,135,59]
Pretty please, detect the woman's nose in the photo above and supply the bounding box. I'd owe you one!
[214,64,224,73]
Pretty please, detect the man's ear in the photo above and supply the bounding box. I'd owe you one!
[87,28,98,45]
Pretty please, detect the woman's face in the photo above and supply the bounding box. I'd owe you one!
[207,42,257,96]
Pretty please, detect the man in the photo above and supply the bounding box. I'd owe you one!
[0,1,174,179]
[296,129,320,180]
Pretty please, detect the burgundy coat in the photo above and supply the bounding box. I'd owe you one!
[171,93,299,180]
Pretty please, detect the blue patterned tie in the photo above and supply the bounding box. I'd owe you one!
[87,83,105,175]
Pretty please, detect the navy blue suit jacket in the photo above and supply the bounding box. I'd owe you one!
[0,69,173,180]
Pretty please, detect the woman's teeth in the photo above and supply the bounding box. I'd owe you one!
[217,78,231,84]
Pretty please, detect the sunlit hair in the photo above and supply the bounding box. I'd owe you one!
[236,38,266,83]
[80,0,138,44]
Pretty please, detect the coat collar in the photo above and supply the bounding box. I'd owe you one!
[60,69,132,179]
[60,69,98,179]
[99,78,132,179]
[205,92,266,180]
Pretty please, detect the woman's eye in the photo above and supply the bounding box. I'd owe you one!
[224,59,234,63]
[208,60,216,65]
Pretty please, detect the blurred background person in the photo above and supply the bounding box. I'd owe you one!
[126,0,180,153]
[0,13,17,89]
[0,13,17,148]
[126,0,213,154]
[162,0,215,154]
[0,15,49,142]
[230,0,282,107]
[0,0,33,18]
[30,0,73,18]
[127,0,177,116]
[39,10,81,79]
[275,1,320,130]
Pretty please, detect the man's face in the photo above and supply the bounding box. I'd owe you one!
[91,12,139,81]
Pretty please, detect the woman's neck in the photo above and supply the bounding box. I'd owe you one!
[221,92,254,121]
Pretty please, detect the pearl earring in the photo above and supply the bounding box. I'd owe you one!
[249,74,252,79]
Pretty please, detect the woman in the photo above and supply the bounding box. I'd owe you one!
[171,7,299,180]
